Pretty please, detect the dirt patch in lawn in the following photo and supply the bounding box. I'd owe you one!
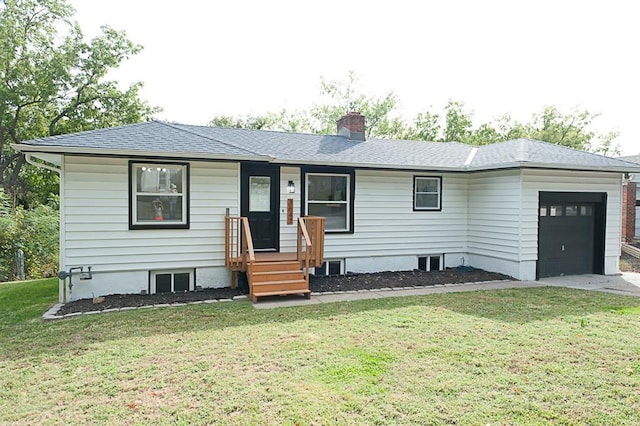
[56,267,511,315]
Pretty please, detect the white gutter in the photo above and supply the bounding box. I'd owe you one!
[14,144,272,163]
[25,153,61,174]
[25,153,66,303]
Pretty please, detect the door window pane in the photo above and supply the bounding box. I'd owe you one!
[540,206,547,216]
[565,206,578,216]
[249,176,271,212]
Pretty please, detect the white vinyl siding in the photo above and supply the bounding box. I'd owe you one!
[322,170,467,259]
[468,170,522,262]
[279,167,301,252]
[521,169,622,274]
[63,157,238,272]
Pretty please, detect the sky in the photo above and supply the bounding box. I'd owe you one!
[69,0,639,155]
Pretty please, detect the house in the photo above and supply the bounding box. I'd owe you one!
[14,112,640,302]
[619,154,640,242]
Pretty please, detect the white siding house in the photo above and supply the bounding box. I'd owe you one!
[14,115,640,302]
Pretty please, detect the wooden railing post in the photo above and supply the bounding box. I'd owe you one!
[224,216,255,289]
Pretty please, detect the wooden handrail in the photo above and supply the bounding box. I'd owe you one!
[297,216,325,286]
[225,216,255,288]
[241,217,255,264]
[297,217,312,287]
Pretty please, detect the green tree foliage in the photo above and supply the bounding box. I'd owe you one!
[0,0,158,208]
[310,71,405,138]
[209,71,406,139]
[0,202,58,281]
[406,101,619,154]
[209,72,619,154]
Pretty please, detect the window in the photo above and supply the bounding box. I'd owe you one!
[549,205,563,216]
[313,260,344,276]
[418,255,443,271]
[130,162,189,229]
[305,172,351,232]
[414,176,442,211]
[151,270,194,294]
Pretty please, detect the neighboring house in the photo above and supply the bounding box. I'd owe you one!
[13,112,640,302]
[619,154,640,242]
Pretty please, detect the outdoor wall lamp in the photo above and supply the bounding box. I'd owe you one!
[287,180,295,194]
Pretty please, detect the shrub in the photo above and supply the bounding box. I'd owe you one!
[0,202,59,281]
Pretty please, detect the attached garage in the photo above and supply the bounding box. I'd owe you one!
[537,192,606,278]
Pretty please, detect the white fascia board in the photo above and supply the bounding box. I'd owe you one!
[276,158,464,172]
[12,143,272,162]
[464,162,640,173]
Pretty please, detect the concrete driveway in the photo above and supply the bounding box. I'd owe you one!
[537,272,640,297]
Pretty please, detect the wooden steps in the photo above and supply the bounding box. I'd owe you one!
[248,260,311,303]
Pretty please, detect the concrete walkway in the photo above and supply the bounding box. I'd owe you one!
[253,273,640,309]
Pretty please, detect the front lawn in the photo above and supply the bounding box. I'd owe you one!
[1,279,640,425]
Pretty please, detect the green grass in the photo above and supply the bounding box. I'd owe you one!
[1,279,640,425]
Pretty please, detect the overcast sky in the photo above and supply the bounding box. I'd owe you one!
[69,0,639,155]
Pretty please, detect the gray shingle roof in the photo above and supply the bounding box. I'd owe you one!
[19,121,260,158]
[619,154,640,164]
[469,138,640,171]
[15,120,640,173]
[170,123,473,169]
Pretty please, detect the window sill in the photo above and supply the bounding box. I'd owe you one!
[130,223,190,230]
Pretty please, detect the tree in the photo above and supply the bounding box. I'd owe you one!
[406,101,619,154]
[209,110,312,133]
[208,71,620,154]
[310,71,405,138]
[209,71,406,139]
[0,0,158,207]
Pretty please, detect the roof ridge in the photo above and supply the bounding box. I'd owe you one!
[180,122,325,138]
[156,121,264,157]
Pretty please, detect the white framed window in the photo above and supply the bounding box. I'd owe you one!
[418,255,443,272]
[414,176,442,211]
[130,162,189,229]
[313,259,344,276]
[305,172,351,232]
[150,270,194,294]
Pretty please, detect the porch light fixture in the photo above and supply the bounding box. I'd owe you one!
[287,180,295,194]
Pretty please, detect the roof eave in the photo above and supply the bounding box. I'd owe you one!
[277,158,464,171]
[12,143,272,162]
[465,161,640,173]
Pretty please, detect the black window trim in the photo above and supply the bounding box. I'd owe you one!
[129,160,190,230]
[413,175,442,211]
[301,165,355,234]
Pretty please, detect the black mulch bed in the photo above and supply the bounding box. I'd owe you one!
[56,267,511,315]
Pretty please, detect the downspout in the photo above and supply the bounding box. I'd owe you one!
[25,154,65,303]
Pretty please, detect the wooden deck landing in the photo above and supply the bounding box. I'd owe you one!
[254,251,301,262]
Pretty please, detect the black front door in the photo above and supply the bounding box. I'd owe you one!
[241,163,280,251]
[537,192,606,279]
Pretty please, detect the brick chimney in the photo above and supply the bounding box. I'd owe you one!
[337,112,365,141]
